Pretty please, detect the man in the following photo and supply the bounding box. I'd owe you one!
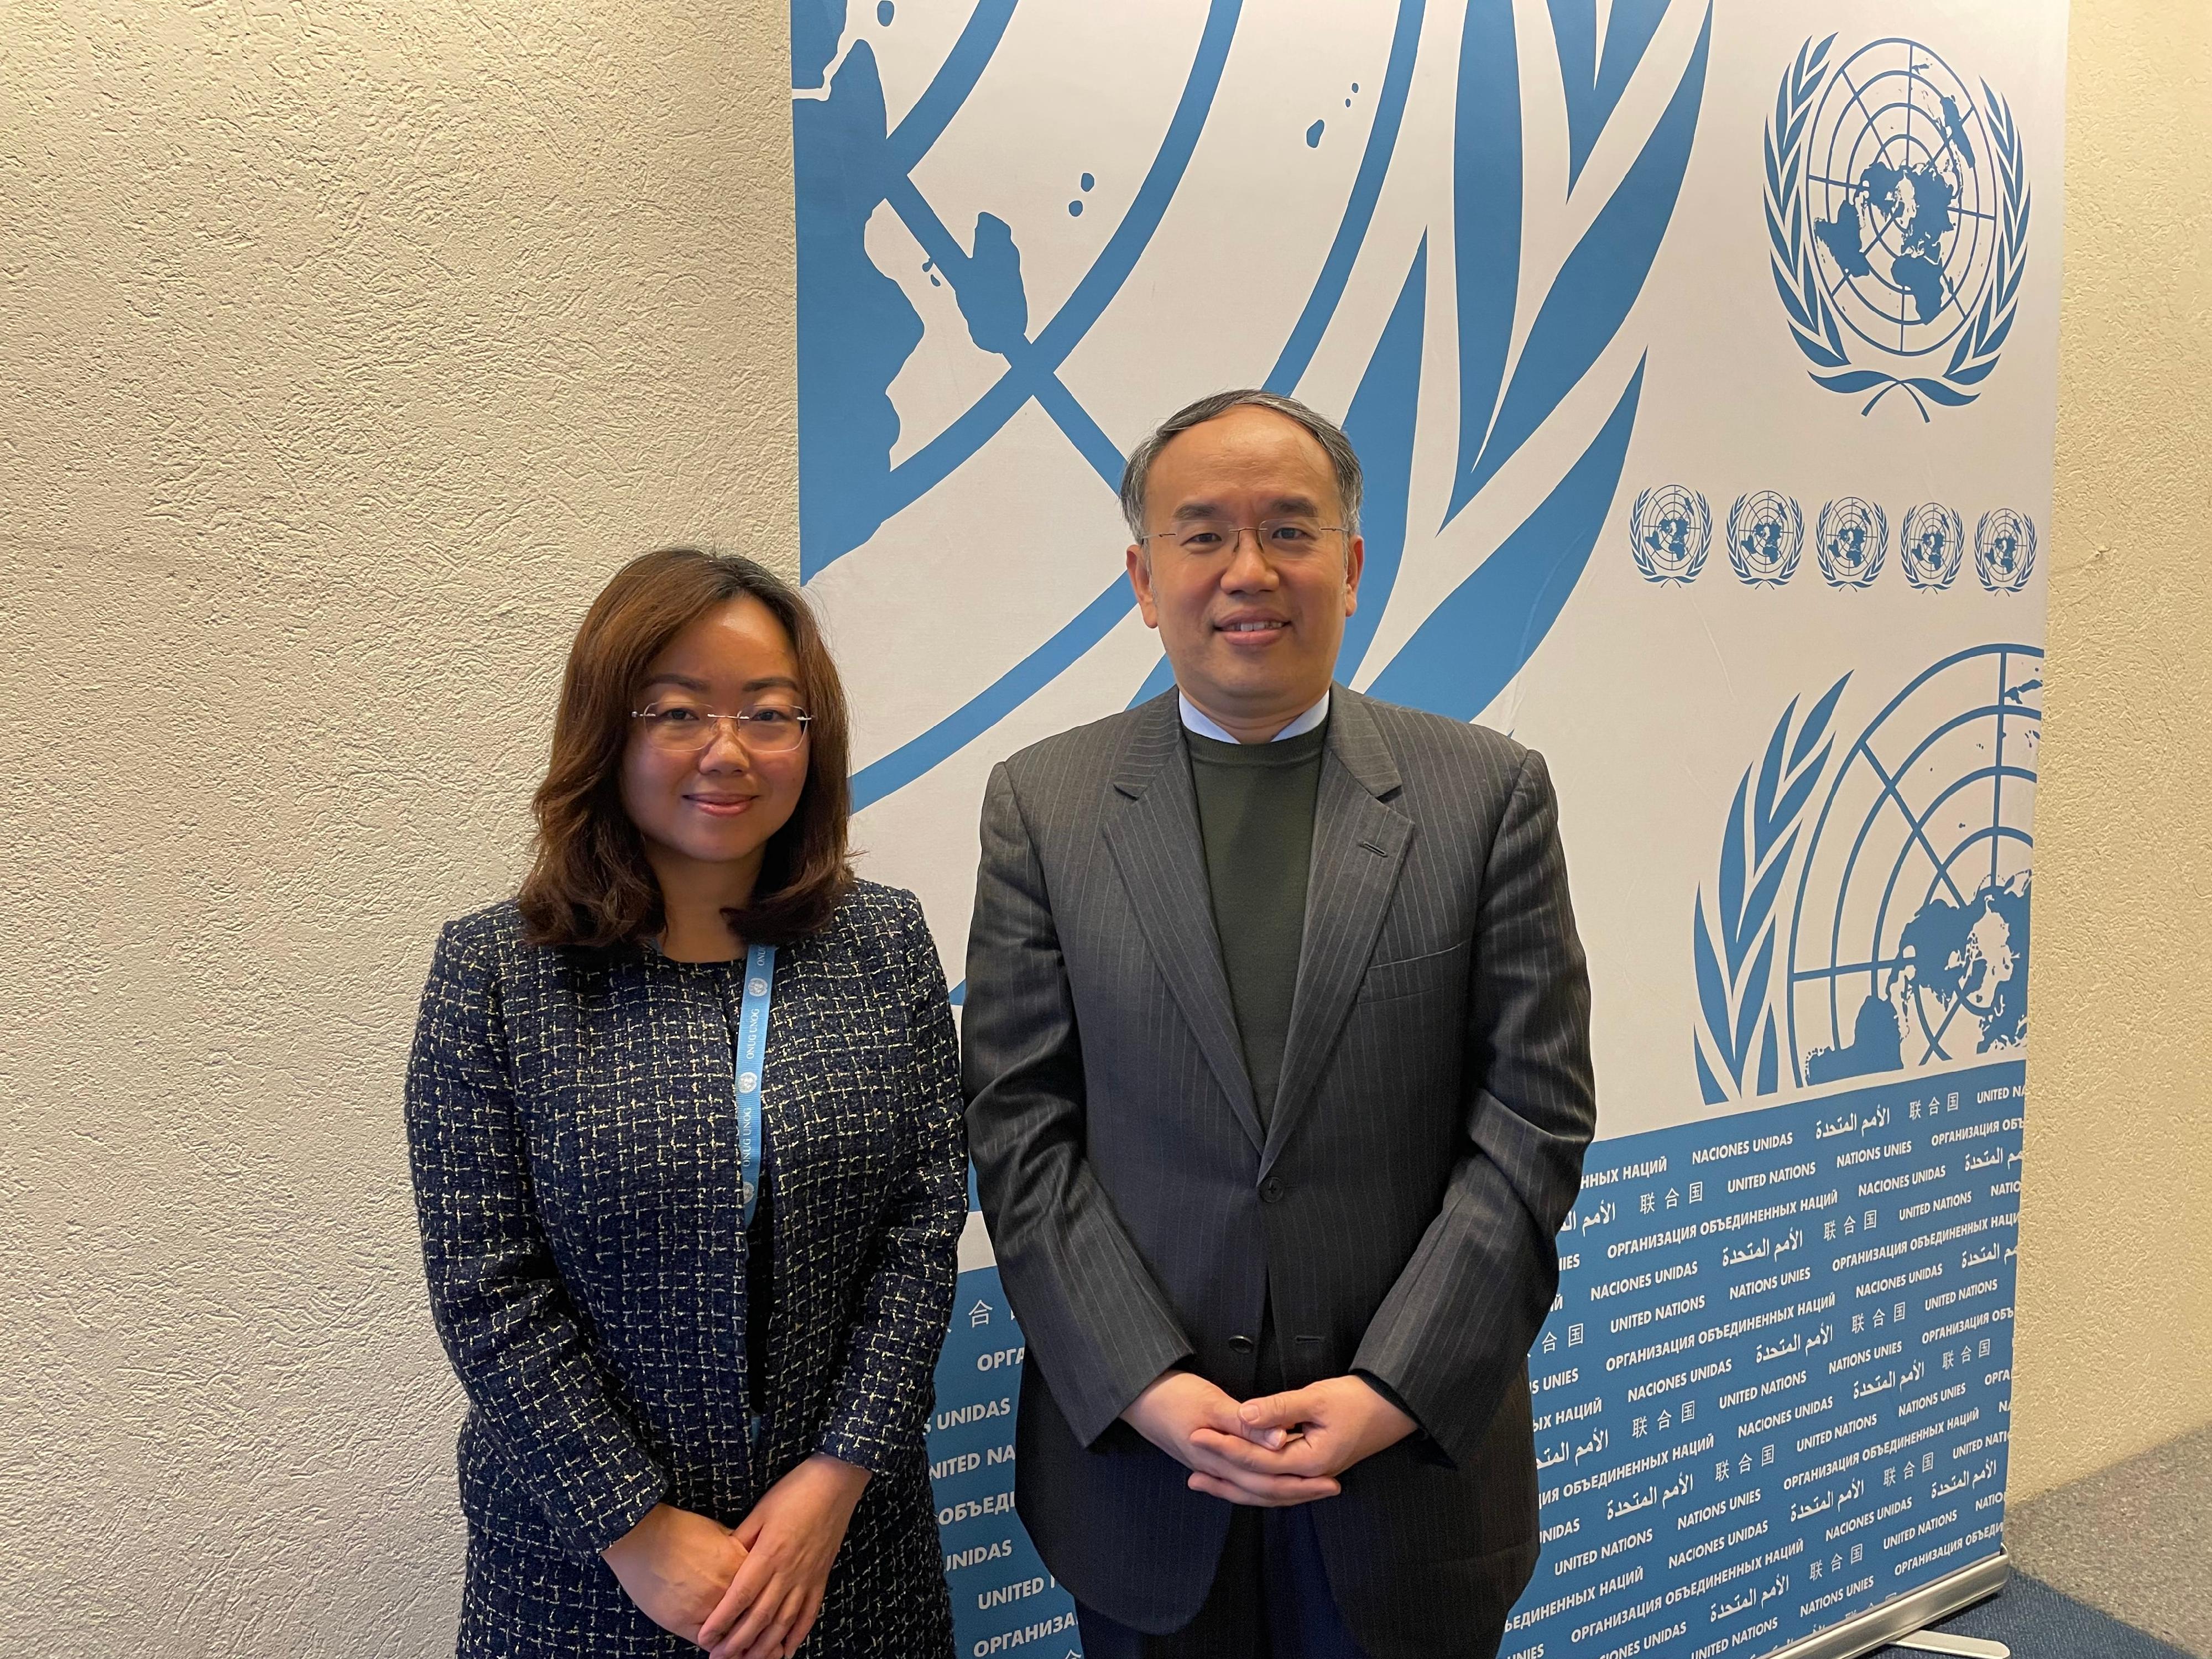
[962,390,1596,1659]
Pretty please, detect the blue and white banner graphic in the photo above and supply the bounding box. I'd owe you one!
[790,2,2063,1654]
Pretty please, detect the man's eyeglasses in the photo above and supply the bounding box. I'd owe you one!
[1143,518,1347,557]
[630,703,813,755]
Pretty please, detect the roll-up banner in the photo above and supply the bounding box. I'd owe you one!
[791,2,2062,1655]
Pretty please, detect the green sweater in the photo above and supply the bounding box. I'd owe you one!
[1184,722,1327,1126]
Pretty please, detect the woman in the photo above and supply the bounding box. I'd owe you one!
[406,549,963,1658]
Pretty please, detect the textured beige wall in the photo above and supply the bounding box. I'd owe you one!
[2008,0,2212,1501]
[0,2,796,1652]
[0,1,2204,1652]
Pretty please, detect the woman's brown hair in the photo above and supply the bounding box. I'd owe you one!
[517,547,854,949]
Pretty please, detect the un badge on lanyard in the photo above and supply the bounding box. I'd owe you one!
[733,942,777,1228]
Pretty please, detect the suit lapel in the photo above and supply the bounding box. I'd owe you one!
[1100,692,1266,1154]
[1264,688,1412,1173]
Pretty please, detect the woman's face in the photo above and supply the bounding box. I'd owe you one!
[619,595,811,885]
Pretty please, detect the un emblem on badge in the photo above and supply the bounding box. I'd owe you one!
[739,1071,760,1094]
[1767,36,2030,419]
[1728,492,1803,586]
[1629,486,1711,584]
[1815,498,1887,588]
[1901,503,1966,589]
[1975,508,2037,592]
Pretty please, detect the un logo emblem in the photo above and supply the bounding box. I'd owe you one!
[1788,646,2039,1086]
[1815,498,1887,588]
[1975,508,2038,592]
[1629,486,1711,585]
[1728,492,1803,586]
[1767,36,2030,418]
[1694,646,2042,1102]
[1900,503,1966,589]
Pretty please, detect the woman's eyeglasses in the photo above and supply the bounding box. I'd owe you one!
[630,703,813,755]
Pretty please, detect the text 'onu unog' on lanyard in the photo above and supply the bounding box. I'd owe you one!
[733,942,776,1230]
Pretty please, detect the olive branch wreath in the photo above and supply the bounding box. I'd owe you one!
[1694,675,1851,1104]
[1765,35,2031,421]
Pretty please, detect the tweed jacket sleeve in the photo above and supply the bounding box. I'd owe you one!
[814,895,971,1475]
[1350,747,1597,1467]
[404,919,667,1554]
[963,762,1196,1443]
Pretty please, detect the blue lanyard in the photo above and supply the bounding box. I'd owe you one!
[733,942,776,1230]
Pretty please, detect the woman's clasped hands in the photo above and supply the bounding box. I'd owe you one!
[603,1453,872,1659]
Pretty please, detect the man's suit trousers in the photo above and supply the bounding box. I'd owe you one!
[1073,1504,1367,1659]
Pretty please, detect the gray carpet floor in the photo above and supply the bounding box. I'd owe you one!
[1855,1422,2211,1659]
[2001,1421,2212,1657]
[1870,1572,2196,1659]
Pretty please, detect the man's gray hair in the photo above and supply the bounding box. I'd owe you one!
[1119,389,1363,542]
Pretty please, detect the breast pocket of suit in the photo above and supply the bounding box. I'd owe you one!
[1356,936,1472,1005]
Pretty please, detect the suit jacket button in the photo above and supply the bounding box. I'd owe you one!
[1228,1334,1254,1354]
[1261,1178,1286,1203]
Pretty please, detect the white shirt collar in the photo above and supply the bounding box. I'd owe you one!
[1177,688,1331,745]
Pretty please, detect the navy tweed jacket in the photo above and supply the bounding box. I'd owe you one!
[405,881,964,1651]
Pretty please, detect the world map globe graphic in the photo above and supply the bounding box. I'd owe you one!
[1816,497,1888,587]
[1807,39,1999,357]
[1788,645,2039,1086]
[1900,502,1966,589]
[1975,508,2039,592]
[1630,483,1712,582]
[1729,491,1804,585]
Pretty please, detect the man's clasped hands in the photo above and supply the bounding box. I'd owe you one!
[1122,1369,1418,1506]
[600,1451,869,1658]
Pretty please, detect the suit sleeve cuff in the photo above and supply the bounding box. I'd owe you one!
[573,1463,671,1557]
[1353,1368,1455,1469]
[1079,1334,1199,1449]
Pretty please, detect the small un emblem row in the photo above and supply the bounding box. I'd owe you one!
[1629,487,2037,593]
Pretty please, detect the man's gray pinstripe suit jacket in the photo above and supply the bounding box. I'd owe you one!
[962,686,1598,1659]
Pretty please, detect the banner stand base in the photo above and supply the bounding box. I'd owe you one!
[1760,1556,2010,1659]
[1893,1633,2011,1658]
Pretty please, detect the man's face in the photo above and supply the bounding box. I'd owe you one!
[1125,406,1363,732]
